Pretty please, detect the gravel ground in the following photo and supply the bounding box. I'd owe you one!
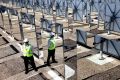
[76,50,96,80]
[77,55,120,80]
[0,56,40,80]
[0,45,18,59]
[85,65,120,80]
[0,57,24,80]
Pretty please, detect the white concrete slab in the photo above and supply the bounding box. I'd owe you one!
[41,31,50,38]
[11,18,18,21]
[86,54,114,65]
[77,45,91,54]
[56,19,68,23]
[47,70,63,80]
[98,33,120,40]
[25,26,35,30]
[69,23,83,26]
[22,24,32,27]
[53,77,63,80]
[65,65,75,79]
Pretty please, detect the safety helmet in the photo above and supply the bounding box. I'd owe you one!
[50,32,55,37]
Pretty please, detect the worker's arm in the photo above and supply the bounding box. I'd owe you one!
[31,45,34,54]
[48,39,51,48]
[21,44,25,57]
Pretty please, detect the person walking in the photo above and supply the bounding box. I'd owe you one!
[22,38,38,74]
[47,32,58,66]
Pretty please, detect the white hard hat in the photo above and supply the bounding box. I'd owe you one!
[23,38,29,43]
[50,32,55,36]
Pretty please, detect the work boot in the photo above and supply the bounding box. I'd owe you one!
[52,60,58,63]
[25,71,28,74]
[47,63,51,66]
[35,69,38,71]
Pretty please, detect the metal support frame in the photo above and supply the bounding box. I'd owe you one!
[1,7,12,33]
[72,0,83,22]
[76,29,87,45]
[41,0,47,15]
[99,38,105,60]
[45,0,53,15]
[55,23,63,38]
[8,8,23,40]
[6,8,14,37]
[104,0,120,33]
[34,0,41,11]
[41,18,53,32]
[55,0,65,17]
[0,6,6,30]
[94,35,120,59]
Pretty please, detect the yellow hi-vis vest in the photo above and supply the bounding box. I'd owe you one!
[23,45,33,57]
[48,38,56,50]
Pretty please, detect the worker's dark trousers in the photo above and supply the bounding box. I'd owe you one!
[23,56,37,73]
[47,49,55,64]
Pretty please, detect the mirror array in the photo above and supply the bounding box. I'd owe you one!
[0,0,120,79]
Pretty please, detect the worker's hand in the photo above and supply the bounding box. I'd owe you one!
[93,42,96,45]
[20,56,25,59]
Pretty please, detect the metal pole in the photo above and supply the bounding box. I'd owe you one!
[98,0,100,29]
[18,12,24,40]
[86,1,88,23]
[104,0,110,35]
[33,1,40,58]
[7,9,14,38]
[99,38,105,60]
[89,0,92,30]
[35,19,40,58]
[19,22,24,40]
[0,11,5,30]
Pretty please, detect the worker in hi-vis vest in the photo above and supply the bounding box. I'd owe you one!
[47,32,58,66]
[22,38,37,74]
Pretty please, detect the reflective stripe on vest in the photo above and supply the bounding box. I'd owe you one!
[48,38,56,50]
[23,45,33,57]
